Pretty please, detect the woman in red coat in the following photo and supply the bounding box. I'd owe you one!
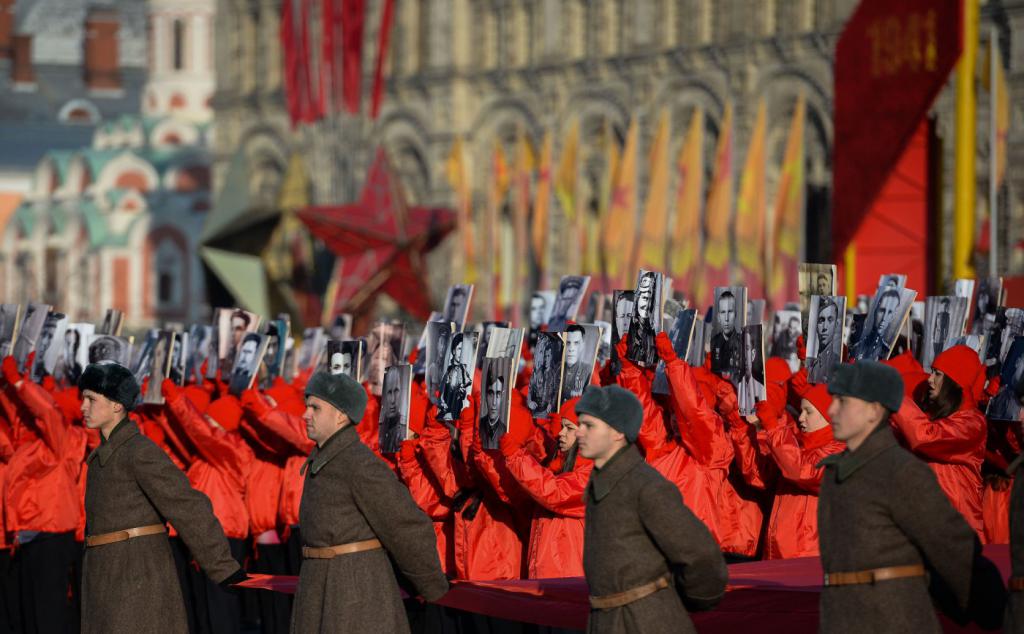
[890,345,988,540]
[501,398,592,579]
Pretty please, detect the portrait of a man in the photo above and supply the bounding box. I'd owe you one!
[710,287,746,377]
[806,296,846,384]
[0,304,20,358]
[298,327,327,370]
[528,333,564,417]
[561,324,600,404]
[186,325,213,385]
[219,308,258,374]
[798,263,836,316]
[478,321,509,368]
[548,276,590,331]
[56,323,92,384]
[425,321,452,404]
[626,270,661,368]
[228,332,264,396]
[144,332,175,405]
[611,290,634,344]
[437,332,477,421]
[98,308,124,336]
[443,285,473,331]
[88,335,129,365]
[479,357,513,450]
[855,287,916,361]
[378,365,411,454]
[131,330,161,383]
[735,325,765,417]
[31,311,67,381]
[971,277,1002,335]
[770,311,801,369]
[365,322,405,396]
[529,292,555,330]
[262,319,289,385]
[13,303,49,371]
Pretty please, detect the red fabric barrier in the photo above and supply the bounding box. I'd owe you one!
[236,546,1011,632]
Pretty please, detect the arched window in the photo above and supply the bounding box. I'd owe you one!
[173,18,186,70]
[115,171,149,191]
[155,238,184,307]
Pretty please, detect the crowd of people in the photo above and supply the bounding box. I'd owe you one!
[0,273,1021,634]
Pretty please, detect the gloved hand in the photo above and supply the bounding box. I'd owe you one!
[499,407,534,457]
[161,378,182,402]
[714,379,738,418]
[399,438,419,462]
[655,332,677,363]
[3,356,22,386]
[796,335,807,362]
[239,388,270,417]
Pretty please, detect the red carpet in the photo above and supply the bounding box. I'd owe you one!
[237,544,1011,632]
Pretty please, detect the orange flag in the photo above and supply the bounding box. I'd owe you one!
[633,108,671,274]
[670,107,704,298]
[532,131,553,272]
[701,102,734,307]
[488,143,511,317]
[599,118,638,288]
[736,99,767,295]
[446,136,475,283]
[770,95,806,308]
[512,130,535,317]
[555,121,581,274]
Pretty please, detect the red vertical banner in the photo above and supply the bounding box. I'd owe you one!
[340,0,366,114]
[370,0,395,119]
[280,0,299,124]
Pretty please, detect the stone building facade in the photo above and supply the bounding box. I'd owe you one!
[212,0,1024,316]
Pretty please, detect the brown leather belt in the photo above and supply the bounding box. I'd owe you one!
[589,574,671,610]
[823,564,926,587]
[1010,577,1024,592]
[85,524,166,548]
[302,538,382,560]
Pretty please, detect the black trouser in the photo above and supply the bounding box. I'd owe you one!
[284,526,303,575]
[188,537,246,634]
[0,548,19,634]
[252,542,291,634]
[169,536,199,633]
[15,531,78,634]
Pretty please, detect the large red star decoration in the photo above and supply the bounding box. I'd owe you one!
[298,147,455,320]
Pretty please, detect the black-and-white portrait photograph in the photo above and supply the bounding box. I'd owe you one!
[13,303,49,371]
[770,310,801,371]
[262,319,290,386]
[186,324,213,385]
[735,325,766,416]
[477,321,509,368]
[437,331,479,421]
[922,296,969,371]
[798,263,836,316]
[953,279,975,302]
[98,308,124,336]
[442,285,474,331]
[528,333,564,417]
[710,286,747,377]
[0,304,20,358]
[144,332,176,405]
[806,296,847,384]
[687,318,706,367]
[561,324,600,404]
[594,320,612,365]
[486,327,525,364]
[529,293,555,332]
[747,299,766,326]
[652,309,697,395]
[31,311,67,382]
[298,327,327,370]
[999,308,1024,364]
[169,331,187,385]
[480,356,514,450]
[425,321,453,404]
[547,275,590,331]
[626,270,664,368]
[983,308,1011,377]
[228,332,267,397]
[378,365,412,454]
[971,277,1003,335]
[328,313,352,340]
[611,290,634,344]
[327,339,364,383]
[878,273,907,290]
[410,311,442,376]
[131,329,161,383]
[55,323,93,385]
[365,322,406,396]
[988,336,1024,421]
[88,335,131,365]
[217,308,260,374]
[854,286,917,361]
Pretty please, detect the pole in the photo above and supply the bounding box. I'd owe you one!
[989,27,999,278]
[953,0,978,280]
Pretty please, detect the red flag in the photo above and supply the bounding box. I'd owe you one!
[370,0,395,119]
[280,0,299,124]
[341,0,366,114]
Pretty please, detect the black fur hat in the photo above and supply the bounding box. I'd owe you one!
[78,362,140,411]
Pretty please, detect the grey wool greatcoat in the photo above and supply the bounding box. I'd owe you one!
[817,423,980,634]
[583,444,728,634]
[1007,452,1024,633]
[82,419,242,634]
[290,425,449,634]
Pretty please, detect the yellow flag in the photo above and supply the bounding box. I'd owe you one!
[445,136,475,283]
[634,108,671,274]
[703,103,734,270]
[555,120,579,222]
[532,132,553,270]
[600,118,638,286]
[670,108,704,290]
[736,99,767,290]
[770,95,806,306]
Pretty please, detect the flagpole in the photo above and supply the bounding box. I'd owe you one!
[989,27,998,278]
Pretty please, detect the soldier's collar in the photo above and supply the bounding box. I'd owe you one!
[816,423,896,482]
[88,418,138,467]
[302,424,358,476]
[589,444,642,502]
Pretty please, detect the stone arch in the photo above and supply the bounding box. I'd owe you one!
[241,127,289,209]
[379,109,434,203]
[97,152,160,194]
[58,98,101,125]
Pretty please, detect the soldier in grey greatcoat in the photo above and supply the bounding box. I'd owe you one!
[79,363,244,634]
[291,371,448,633]
[818,361,1005,633]
[576,384,727,634]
